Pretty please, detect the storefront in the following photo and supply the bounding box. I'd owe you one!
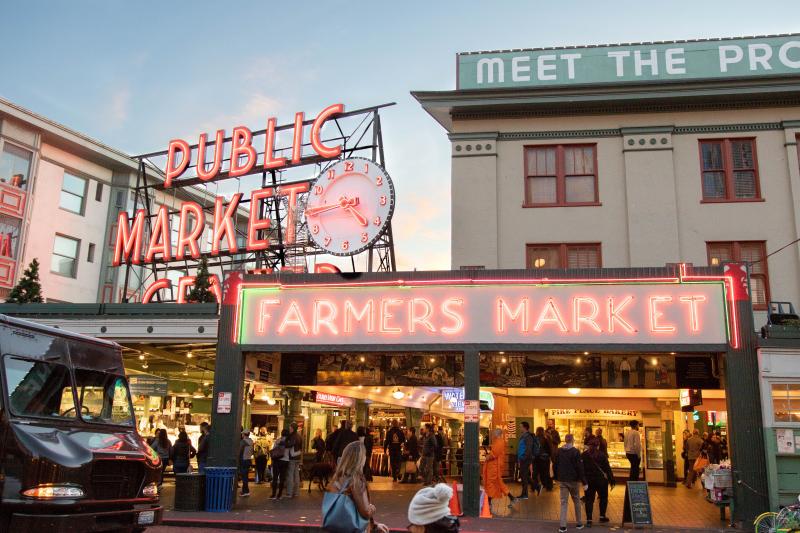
[208,264,767,518]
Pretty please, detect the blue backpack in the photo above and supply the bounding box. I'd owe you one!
[322,479,369,533]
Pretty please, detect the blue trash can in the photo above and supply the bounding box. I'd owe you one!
[204,467,236,512]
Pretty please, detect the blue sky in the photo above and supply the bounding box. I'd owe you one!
[1,1,799,270]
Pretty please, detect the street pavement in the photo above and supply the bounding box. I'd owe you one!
[157,476,735,533]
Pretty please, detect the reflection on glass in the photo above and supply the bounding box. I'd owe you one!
[3,356,76,418]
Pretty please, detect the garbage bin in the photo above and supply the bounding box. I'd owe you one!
[204,467,236,512]
[174,472,206,511]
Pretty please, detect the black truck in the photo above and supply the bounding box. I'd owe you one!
[0,314,162,531]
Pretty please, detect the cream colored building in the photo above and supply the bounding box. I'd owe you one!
[414,35,800,326]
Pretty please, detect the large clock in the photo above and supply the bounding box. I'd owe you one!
[304,157,395,256]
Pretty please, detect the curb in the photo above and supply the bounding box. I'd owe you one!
[162,518,407,532]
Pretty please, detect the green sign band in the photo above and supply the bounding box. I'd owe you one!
[457,35,800,90]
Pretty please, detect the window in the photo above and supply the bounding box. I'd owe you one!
[707,241,769,309]
[51,234,80,277]
[0,142,32,188]
[60,173,87,214]
[526,243,601,269]
[87,243,96,263]
[771,383,800,423]
[74,369,133,426]
[3,356,76,419]
[699,139,760,201]
[524,144,598,206]
[95,181,103,202]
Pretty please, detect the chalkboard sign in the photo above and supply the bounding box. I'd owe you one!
[622,481,653,526]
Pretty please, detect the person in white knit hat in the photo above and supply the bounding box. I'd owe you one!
[407,483,460,532]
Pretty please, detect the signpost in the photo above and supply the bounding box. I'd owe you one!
[464,400,480,423]
[623,481,653,527]
[216,392,232,414]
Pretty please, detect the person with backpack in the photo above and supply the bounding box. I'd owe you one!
[384,419,406,482]
[322,440,390,533]
[270,429,290,499]
[581,436,614,526]
[254,427,272,484]
[554,434,587,533]
[170,430,196,474]
[515,421,538,499]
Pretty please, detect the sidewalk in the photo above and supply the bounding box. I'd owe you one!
[160,477,735,532]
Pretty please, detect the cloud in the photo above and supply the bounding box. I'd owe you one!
[391,191,450,271]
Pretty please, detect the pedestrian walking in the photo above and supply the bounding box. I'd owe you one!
[681,429,691,481]
[384,419,406,481]
[594,428,608,455]
[270,429,289,499]
[170,430,196,474]
[534,426,553,491]
[515,421,538,499]
[254,427,272,484]
[581,437,614,526]
[152,429,172,487]
[239,429,254,496]
[624,420,642,480]
[334,421,358,463]
[683,429,705,488]
[312,428,326,463]
[196,422,210,473]
[407,483,461,532]
[323,440,390,533]
[401,427,420,484]
[421,424,438,486]
[358,426,375,481]
[285,422,302,498]
[482,428,511,512]
[554,434,587,533]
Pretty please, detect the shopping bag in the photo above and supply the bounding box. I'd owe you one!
[322,480,369,533]
[693,456,709,473]
[405,460,418,474]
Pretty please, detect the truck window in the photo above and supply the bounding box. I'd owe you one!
[74,369,133,426]
[3,355,76,419]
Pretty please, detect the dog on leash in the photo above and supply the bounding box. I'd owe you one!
[307,462,334,493]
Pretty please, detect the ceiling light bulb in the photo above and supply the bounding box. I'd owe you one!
[392,388,404,400]
[568,387,581,395]
[142,362,148,369]
[583,351,590,356]
[187,352,193,358]
[429,357,435,363]
[501,357,507,364]
[266,397,276,406]
[138,354,145,360]
[359,356,366,363]
[576,357,582,364]
[499,351,505,355]
[651,358,658,366]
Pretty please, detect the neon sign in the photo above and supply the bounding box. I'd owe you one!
[237,280,729,346]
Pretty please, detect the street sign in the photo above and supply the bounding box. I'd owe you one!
[217,391,232,414]
[464,400,480,423]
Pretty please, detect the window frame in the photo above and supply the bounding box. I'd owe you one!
[51,234,81,278]
[523,143,600,208]
[706,240,770,310]
[59,172,88,215]
[0,139,34,189]
[698,138,763,203]
[526,243,602,269]
[768,380,800,426]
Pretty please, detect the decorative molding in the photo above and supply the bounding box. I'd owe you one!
[620,126,674,134]
[782,120,800,129]
[673,122,782,134]
[448,132,499,141]
[498,129,620,140]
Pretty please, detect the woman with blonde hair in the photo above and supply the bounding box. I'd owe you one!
[324,440,389,533]
[482,427,511,515]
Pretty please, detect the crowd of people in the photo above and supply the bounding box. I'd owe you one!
[682,428,728,488]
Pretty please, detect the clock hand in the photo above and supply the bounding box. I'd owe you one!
[304,202,342,216]
[343,200,368,226]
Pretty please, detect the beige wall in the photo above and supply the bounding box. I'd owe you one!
[450,107,800,318]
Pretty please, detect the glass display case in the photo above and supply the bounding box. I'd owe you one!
[607,441,628,469]
[645,427,664,469]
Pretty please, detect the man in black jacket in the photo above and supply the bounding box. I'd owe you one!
[515,421,536,499]
[196,421,210,472]
[333,420,358,463]
[554,434,587,533]
[384,419,406,481]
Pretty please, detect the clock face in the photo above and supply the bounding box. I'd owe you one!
[304,157,395,256]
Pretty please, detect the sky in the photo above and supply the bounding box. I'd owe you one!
[1,1,799,271]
